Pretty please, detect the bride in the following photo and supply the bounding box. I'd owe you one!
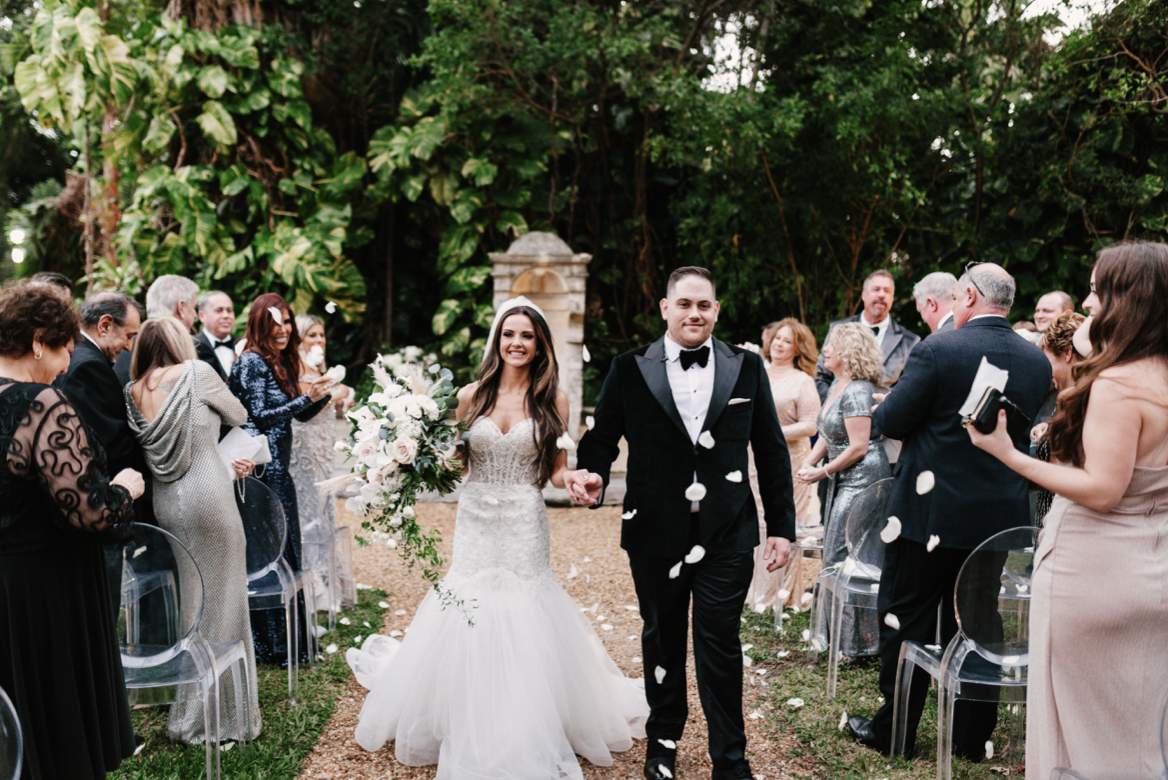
[346,297,648,778]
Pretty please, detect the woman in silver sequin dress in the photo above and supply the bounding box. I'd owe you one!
[125,317,262,743]
[797,322,891,567]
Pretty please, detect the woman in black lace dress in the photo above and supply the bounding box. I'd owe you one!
[0,280,146,780]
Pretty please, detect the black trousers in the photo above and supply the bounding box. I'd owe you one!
[868,538,999,757]
[627,516,754,769]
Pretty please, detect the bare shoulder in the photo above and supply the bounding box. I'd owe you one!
[457,381,479,404]
[1095,359,1168,400]
[555,387,569,407]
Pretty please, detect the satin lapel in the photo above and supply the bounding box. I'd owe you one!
[882,320,903,364]
[635,338,689,440]
[703,339,743,432]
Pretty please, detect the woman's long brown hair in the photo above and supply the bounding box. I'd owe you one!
[243,293,302,399]
[463,305,565,488]
[762,318,819,377]
[1049,242,1168,467]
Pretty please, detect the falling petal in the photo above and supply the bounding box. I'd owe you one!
[657,739,676,749]
[801,629,811,641]
[927,534,941,552]
[586,415,595,430]
[884,613,901,630]
[389,630,403,638]
[363,621,371,627]
[597,616,607,621]
[353,635,362,644]
[624,605,638,611]
[394,609,407,616]
[581,344,591,363]
[660,767,673,779]
[750,710,764,719]
[590,603,599,612]
[133,743,145,757]
[339,617,351,626]
[756,668,768,676]
[778,588,790,600]
[326,643,338,654]
[222,741,235,752]
[926,644,942,652]
[655,666,666,684]
[622,509,637,520]
[786,698,804,708]
[742,644,754,652]
[685,545,706,564]
[916,470,936,494]
[698,430,716,449]
[839,711,848,731]
[1018,584,1029,594]
[378,601,389,609]
[668,561,683,579]
[777,650,790,658]
[742,654,753,667]
[1002,655,1020,665]
[879,516,902,544]
[567,564,578,579]
[725,470,743,483]
[870,583,880,592]
[1000,586,1007,595]
[985,740,994,759]
[325,300,338,314]
[801,591,813,605]
[583,556,591,563]
[556,433,576,451]
[684,482,707,502]
[633,656,642,663]
[601,624,614,630]
[268,306,283,325]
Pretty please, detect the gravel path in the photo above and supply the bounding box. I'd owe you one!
[298,501,809,780]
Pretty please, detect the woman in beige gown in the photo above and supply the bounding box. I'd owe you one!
[969,243,1168,780]
[747,319,822,612]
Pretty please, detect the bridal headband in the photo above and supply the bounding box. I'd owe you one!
[483,296,547,365]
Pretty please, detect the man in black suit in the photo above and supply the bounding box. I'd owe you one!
[912,271,957,335]
[569,267,796,780]
[845,262,1051,758]
[115,274,200,385]
[194,290,237,381]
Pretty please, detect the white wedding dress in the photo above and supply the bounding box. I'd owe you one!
[347,417,648,779]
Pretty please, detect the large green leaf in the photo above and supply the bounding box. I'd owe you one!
[431,298,463,336]
[445,264,491,295]
[408,117,446,160]
[461,157,498,187]
[197,65,230,98]
[196,100,237,146]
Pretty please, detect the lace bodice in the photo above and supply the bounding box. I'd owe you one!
[0,380,133,547]
[465,417,541,487]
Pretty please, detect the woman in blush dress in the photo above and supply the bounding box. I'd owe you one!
[746,318,821,613]
[0,280,145,780]
[1028,309,1085,525]
[290,314,356,613]
[346,297,647,780]
[125,317,261,743]
[970,242,1168,780]
[228,294,333,665]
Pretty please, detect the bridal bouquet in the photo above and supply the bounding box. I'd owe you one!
[332,354,464,607]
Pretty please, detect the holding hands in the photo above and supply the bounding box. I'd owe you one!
[563,469,603,507]
[795,458,829,484]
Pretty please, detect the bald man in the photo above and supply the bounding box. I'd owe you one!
[1033,290,1074,333]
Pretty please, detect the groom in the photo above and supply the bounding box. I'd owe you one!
[568,266,796,780]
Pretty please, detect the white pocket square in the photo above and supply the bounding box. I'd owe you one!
[729,397,751,405]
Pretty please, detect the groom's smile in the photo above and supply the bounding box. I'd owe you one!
[660,275,720,349]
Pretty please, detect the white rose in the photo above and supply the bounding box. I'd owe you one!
[353,438,379,465]
[392,437,418,464]
[405,346,422,361]
[388,515,403,527]
[402,505,415,519]
[419,396,440,420]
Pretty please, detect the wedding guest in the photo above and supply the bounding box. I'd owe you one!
[746,319,821,613]
[912,271,957,335]
[0,280,145,780]
[969,242,1168,780]
[846,263,1050,759]
[290,313,356,613]
[116,275,200,385]
[1029,310,1086,524]
[229,294,332,664]
[797,322,890,568]
[194,290,236,381]
[1033,290,1074,333]
[30,270,74,294]
[125,317,261,743]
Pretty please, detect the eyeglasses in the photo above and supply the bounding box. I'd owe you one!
[964,261,985,297]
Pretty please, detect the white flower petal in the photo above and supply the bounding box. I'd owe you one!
[925,643,942,652]
[363,621,371,627]
[394,609,407,616]
[655,666,666,684]
[698,430,716,449]
[668,561,683,579]
[839,711,848,731]
[1002,655,1020,665]
[742,643,754,652]
[777,588,790,600]
[879,516,902,544]
[325,300,338,314]
[389,630,403,638]
[777,650,790,658]
[325,643,338,654]
[725,470,743,483]
[801,591,813,604]
[268,306,283,325]
[133,742,145,757]
[222,741,235,752]
[750,709,764,719]
[586,415,595,430]
[581,344,591,363]
[985,740,994,759]
[353,635,362,644]
[378,601,389,609]
[801,629,811,641]
[916,470,936,494]
[685,545,706,564]
[632,656,642,663]
[660,767,673,779]
[1018,584,1029,594]
[657,739,676,749]
[884,613,901,630]
[583,556,591,563]
[601,624,614,630]
[556,433,576,451]
[755,668,768,676]
[870,583,880,592]
[133,546,147,558]
[624,605,638,611]
[622,509,637,520]
[684,482,707,502]
[786,698,804,708]
[927,534,941,552]
[567,564,578,579]
[742,654,753,667]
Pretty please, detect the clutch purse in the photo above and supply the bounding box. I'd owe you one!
[251,434,272,465]
[965,386,1030,440]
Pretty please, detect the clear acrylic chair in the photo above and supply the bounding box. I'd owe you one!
[776,527,824,632]
[235,477,316,704]
[111,523,252,780]
[0,685,22,780]
[806,477,894,694]
[891,526,1037,779]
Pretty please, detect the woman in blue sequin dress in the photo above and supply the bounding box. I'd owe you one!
[229,293,332,664]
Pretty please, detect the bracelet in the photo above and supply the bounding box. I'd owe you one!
[823,462,833,476]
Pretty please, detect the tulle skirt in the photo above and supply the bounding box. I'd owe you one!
[347,567,648,779]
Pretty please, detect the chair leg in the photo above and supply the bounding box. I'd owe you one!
[302,579,318,664]
[937,678,956,780]
[827,586,843,699]
[230,656,247,749]
[286,598,298,706]
[326,533,338,632]
[891,647,913,756]
[204,676,221,780]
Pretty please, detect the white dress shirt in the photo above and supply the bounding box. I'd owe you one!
[81,330,107,360]
[664,334,715,511]
[859,311,891,347]
[203,331,235,374]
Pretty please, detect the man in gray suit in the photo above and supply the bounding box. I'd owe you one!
[912,271,957,335]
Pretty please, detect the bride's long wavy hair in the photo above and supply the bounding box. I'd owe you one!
[1049,242,1168,467]
[464,305,564,487]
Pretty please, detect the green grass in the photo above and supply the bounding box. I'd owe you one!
[741,608,1025,779]
[110,589,389,780]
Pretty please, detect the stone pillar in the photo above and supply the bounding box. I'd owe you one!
[489,232,591,452]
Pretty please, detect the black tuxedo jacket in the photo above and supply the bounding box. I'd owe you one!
[815,314,921,401]
[54,339,141,476]
[873,316,1051,549]
[576,337,796,558]
[194,331,232,381]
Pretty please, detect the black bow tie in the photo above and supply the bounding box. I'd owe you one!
[870,326,880,337]
[679,345,710,370]
[211,336,234,348]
